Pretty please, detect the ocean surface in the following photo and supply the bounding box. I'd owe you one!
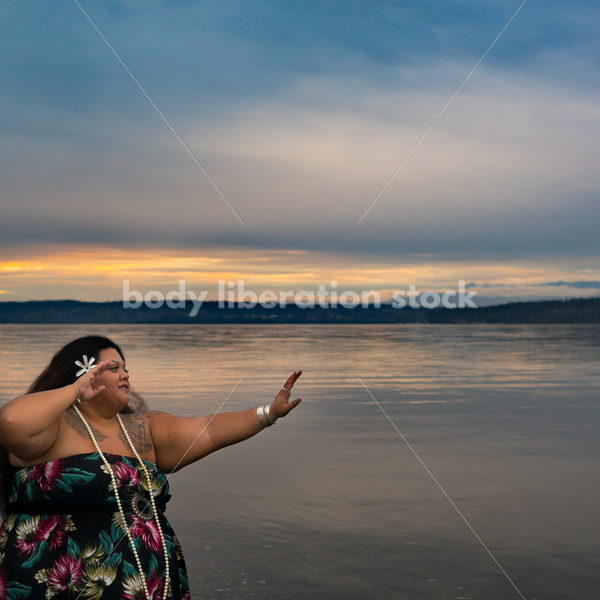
[0,324,598,599]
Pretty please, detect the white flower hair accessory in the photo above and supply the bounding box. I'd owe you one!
[75,354,96,377]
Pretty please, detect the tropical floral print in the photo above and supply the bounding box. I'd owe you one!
[0,453,191,599]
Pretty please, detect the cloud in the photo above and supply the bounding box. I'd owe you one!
[2,63,599,261]
[1,241,598,303]
[2,1,597,114]
[539,281,600,289]
[0,0,598,266]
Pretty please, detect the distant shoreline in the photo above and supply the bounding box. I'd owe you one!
[0,297,599,324]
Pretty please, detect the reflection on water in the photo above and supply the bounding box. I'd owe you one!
[1,324,599,599]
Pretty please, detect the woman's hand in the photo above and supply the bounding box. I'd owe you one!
[269,370,303,421]
[74,360,115,402]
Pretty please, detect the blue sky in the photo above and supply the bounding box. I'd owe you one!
[1,0,599,303]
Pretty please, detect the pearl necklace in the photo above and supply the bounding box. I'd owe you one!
[72,404,171,600]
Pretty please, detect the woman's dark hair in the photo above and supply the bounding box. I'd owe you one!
[0,336,148,518]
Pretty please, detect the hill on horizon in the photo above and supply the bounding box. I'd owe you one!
[0,296,598,324]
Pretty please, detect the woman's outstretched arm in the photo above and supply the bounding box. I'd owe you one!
[148,370,302,473]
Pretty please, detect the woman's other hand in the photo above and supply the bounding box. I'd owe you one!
[270,370,302,421]
[74,360,115,402]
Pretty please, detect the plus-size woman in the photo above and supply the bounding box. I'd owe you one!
[0,336,302,599]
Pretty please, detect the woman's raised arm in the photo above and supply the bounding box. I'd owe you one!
[0,359,115,460]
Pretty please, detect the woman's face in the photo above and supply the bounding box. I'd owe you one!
[93,347,130,404]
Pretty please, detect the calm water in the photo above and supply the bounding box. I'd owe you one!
[1,324,599,599]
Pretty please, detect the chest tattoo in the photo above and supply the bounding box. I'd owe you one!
[64,408,108,441]
[118,413,153,453]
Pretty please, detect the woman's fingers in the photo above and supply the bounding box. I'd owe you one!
[281,370,302,392]
[272,371,303,419]
[78,360,110,381]
[81,360,112,382]
[76,359,113,399]
[92,360,115,375]
[286,397,302,414]
[279,372,302,401]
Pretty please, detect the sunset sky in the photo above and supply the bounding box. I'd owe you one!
[1,1,599,305]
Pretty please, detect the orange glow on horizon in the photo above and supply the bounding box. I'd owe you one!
[0,243,597,302]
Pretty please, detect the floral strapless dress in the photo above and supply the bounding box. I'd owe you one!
[0,452,191,600]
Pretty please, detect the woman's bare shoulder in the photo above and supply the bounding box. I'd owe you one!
[142,409,177,425]
[132,409,182,446]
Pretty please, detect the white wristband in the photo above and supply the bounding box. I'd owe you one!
[257,405,276,428]
[256,406,268,428]
[264,404,276,425]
